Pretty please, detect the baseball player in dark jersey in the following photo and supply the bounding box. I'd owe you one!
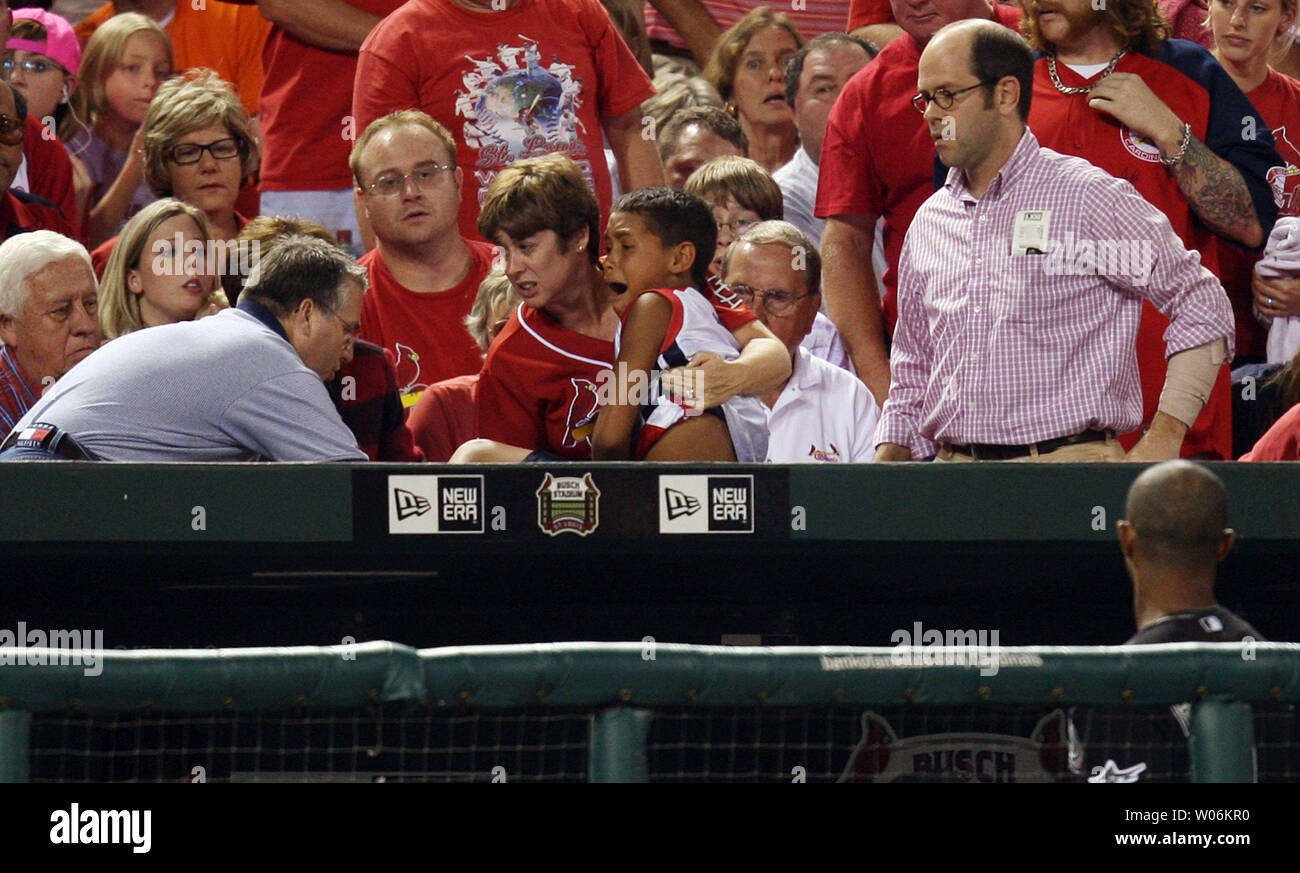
[1118,460,1264,644]
[1079,461,1266,782]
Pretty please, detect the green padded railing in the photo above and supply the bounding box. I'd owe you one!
[1,641,1296,782]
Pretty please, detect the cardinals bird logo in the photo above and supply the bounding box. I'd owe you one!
[564,378,601,447]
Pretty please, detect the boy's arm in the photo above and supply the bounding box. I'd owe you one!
[592,294,672,461]
[660,319,791,410]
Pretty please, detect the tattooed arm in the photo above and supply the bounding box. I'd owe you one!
[1087,72,1266,248]
[1166,136,1266,248]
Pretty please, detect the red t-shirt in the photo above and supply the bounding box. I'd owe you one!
[1028,44,1283,460]
[259,0,405,191]
[408,373,479,462]
[476,303,615,459]
[358,241,495,404]
[352,0,655,241]
[1241,400,1300,460]
[846,0,892,30]
[24,116,78,240]
[1219,69,1300,359]
[815,2,1022,332]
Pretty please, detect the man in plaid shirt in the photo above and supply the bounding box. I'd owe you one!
[0,231,101,432]
[874,21,1235,462]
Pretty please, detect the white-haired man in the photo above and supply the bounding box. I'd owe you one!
[722,220,879,462]
[3,235,367,461]
[0,230,100,432]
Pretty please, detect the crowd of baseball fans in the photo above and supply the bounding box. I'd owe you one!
[1,0,1300,470]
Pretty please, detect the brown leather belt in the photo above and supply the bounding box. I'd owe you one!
[946,429,1111,461]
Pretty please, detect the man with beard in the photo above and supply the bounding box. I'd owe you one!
[1022,0,1283,460]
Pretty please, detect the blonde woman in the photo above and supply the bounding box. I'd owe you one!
[703,7,803,173]
[1207,0,1300,361]
[98,198,219,341]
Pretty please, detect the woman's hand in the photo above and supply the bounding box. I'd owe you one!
[1253,270,1300,319]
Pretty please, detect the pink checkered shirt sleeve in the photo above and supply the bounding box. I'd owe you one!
[874,130,1235,451]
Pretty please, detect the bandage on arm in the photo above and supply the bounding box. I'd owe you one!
[1158,339,1226,427]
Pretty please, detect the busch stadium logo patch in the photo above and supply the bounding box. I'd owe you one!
[387,475,485,534]
[838,710,1079,783]
[536,473,600,536]
[1120,126,1162,163]
[658,475,754,533]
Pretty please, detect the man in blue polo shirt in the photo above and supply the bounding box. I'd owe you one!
[2,235,368,461]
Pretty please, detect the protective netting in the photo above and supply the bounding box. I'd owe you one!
[29,705,592,783]
[26,702,1298,783]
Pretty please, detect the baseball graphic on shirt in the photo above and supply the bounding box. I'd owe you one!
[456,39,595,209]
[1119,126,1163,163]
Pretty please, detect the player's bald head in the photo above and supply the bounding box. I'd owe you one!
[1124,461,1229,570]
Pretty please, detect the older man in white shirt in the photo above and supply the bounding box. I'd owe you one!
[722,220,879,462]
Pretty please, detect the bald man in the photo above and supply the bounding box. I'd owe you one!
[1118,461,1264,644]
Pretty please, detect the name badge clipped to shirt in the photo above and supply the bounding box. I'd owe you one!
[1011,209,1051,256]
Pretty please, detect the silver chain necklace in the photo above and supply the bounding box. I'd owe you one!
[1047,49,1127,95]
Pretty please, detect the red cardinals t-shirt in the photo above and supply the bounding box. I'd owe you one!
[476,303,615,459]
[259,0,405,191]
[359,240,495,403]
[352,0,655,241]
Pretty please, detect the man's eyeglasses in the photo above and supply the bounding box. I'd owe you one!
[325,308,362,346]
[0,114,24,146]
[2,57,63,77]
[166,137,245,165]
[911,81,993,114]
[724,283,815,317]
[365,163,455,198]
[716,217,759,237]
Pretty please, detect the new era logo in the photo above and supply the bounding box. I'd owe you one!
[388,475,485,534]
[658,475,754,534]
[394,488,431,521]
[664,488,701,520]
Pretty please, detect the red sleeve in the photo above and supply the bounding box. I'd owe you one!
[475,334,545,449]
[703,275,759,331]
[90,237,116,280]
[23,119,79,239]
[408,376,478,462]
[847,0,894,30]
[1242,403,1300,461]
[587,0,655,117]
[352,38,420,135]
[815,70,885,219]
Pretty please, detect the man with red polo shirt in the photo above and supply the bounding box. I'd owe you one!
[349,111,495,407]
[815,0,1022,406]
[241,0,404,252]
[1022,0,1281,459]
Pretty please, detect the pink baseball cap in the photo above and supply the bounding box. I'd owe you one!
[6,8,82,76]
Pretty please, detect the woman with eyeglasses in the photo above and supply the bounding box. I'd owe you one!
[3,7,92,234]
[90,69,257,279]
